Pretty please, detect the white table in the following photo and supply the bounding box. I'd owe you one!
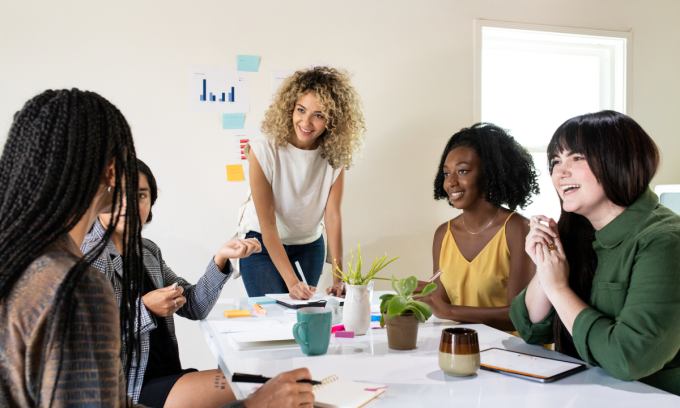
[200,293,679,407]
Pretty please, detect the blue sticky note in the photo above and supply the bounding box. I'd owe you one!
[237,55,260,72]
[223,113,245,129]
[371,315,381,321]
[248,296,276,305]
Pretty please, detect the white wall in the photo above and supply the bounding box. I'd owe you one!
[2,0,679,370]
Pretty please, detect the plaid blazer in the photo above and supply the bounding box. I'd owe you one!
[81,219,232,403]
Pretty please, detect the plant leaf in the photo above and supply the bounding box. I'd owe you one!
[412,282,437,298]
[405,304,426,323]
[380,313,386,328]
[388,295,407,316]
[412,301,433,319]
[391,274,400,294]
[356,244,363,284]
[379,293,395,301]
[400,276,418,296]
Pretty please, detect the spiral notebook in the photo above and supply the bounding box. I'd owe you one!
[312,375,386,408]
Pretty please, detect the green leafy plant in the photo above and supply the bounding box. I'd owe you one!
[379,275,437,327]
[333,244,398,285]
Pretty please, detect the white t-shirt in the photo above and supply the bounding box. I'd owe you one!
[236,137,342,246]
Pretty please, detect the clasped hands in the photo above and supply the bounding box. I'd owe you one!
[526,215,571,297]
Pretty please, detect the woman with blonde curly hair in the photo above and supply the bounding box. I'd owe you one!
[236,67,366,299]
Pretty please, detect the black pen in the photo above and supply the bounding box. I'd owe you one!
[232,372,322,386]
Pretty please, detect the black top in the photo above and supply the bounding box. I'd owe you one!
[142,271,183,384]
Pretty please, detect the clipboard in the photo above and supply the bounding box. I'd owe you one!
[480,348,587,383]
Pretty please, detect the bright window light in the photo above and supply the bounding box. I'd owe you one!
[476,22,630,219]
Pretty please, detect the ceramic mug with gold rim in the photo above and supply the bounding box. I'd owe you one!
[438,328,481,376]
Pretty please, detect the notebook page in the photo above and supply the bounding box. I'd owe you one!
[313,377,385,408]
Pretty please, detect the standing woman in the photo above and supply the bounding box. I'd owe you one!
[237,67,366,299]
[0,89,145,406]
[511,111,680,394]
[419,124,539,331]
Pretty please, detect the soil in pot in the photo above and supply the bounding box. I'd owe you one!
[385,314,419,350]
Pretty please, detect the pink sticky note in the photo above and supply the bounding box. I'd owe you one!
[331,325,345,333]
[335,331,354,338]
[365,386,389,391]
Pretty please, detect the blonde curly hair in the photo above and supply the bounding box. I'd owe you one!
[261,67,366,170]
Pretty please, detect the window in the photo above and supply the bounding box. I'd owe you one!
[474,20,632,219]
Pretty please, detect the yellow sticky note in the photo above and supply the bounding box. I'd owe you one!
[226,164,245,181]
[224,309,251,318]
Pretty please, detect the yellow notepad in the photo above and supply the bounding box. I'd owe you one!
[224,309,252,318]
[312,375,386,408]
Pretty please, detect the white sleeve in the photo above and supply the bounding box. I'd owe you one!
[246,137,275,184]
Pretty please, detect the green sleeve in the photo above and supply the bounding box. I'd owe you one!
[510,287,556,345]
[573,231,680,381]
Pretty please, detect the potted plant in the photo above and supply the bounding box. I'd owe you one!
[379,276,437,350]
[333,244,398,335]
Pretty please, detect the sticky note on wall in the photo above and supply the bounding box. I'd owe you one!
[237,55,260,72]
[223,113,245,129]
[226,164,245,181]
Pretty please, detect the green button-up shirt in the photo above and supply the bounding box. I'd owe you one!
[510,188,680,395]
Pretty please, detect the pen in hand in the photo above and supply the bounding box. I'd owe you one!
[232,372,321,386]
[429,269,443,283]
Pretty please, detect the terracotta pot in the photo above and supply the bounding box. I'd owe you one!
[384,313,419,350]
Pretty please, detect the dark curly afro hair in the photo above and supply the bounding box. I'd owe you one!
[433,123,540,210]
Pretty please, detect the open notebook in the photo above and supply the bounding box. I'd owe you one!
[313,375,386,408]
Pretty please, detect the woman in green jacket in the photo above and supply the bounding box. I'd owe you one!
[510,110,680,395]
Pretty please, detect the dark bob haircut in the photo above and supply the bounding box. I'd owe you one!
[547,110,660,207]
[433,123,539,210]
[137,159,158,224]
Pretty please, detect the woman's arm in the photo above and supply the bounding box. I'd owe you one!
[421,215,536,331]
[248,149,314,299]
[325,170,344,296]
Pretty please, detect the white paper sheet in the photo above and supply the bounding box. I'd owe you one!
[190,65,249,113]
[270,69,296,97]
[231,128,263,174]
[210,319,286,333]
[481,349,582,378]
[293,355,423,383]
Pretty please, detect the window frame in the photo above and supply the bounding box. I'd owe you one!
[473,19,634,142]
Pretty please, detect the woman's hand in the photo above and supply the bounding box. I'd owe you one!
[419,292,447,319]
[534,234,570,298]
[214,238,262,270]
[326,281,345,297]
[142,284,185,317]
[289,281,316,300]
[525,215,558,264]
[414,280,432,295]
[243,368,315,408]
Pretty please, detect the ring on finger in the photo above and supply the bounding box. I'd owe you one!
[174,299,178,307]
[547,243,557,251]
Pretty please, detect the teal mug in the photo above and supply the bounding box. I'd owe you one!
[293,307,332,356]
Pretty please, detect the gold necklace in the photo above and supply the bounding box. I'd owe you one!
[462,207,502,235]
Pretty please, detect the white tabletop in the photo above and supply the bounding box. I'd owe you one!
[200,292,678,407]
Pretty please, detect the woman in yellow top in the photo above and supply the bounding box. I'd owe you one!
[419,123,538,331]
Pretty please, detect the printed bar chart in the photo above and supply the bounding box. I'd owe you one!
[190,66,249,113]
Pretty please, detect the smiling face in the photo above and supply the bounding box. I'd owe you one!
[99,172,152,235]
[442,146,485,210]
[291,91,328,149]
[551,150,610,218]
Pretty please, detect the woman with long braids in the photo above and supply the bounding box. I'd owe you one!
[0,89,315,408]
[0,89,145,407]
[418,124,538,331]
[511,111,680,394]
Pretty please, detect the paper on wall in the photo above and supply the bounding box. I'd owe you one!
[270,70,296,97]
[190,65,249,113]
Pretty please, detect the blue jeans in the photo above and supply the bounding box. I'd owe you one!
[240,231,325,297]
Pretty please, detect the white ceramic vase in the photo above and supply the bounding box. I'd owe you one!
[343,284,371,335]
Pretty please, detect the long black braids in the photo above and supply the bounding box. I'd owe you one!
[433,123,540,211]
[0,89,144,407]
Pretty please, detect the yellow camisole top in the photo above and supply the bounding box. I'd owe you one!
[439,212,515,308]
